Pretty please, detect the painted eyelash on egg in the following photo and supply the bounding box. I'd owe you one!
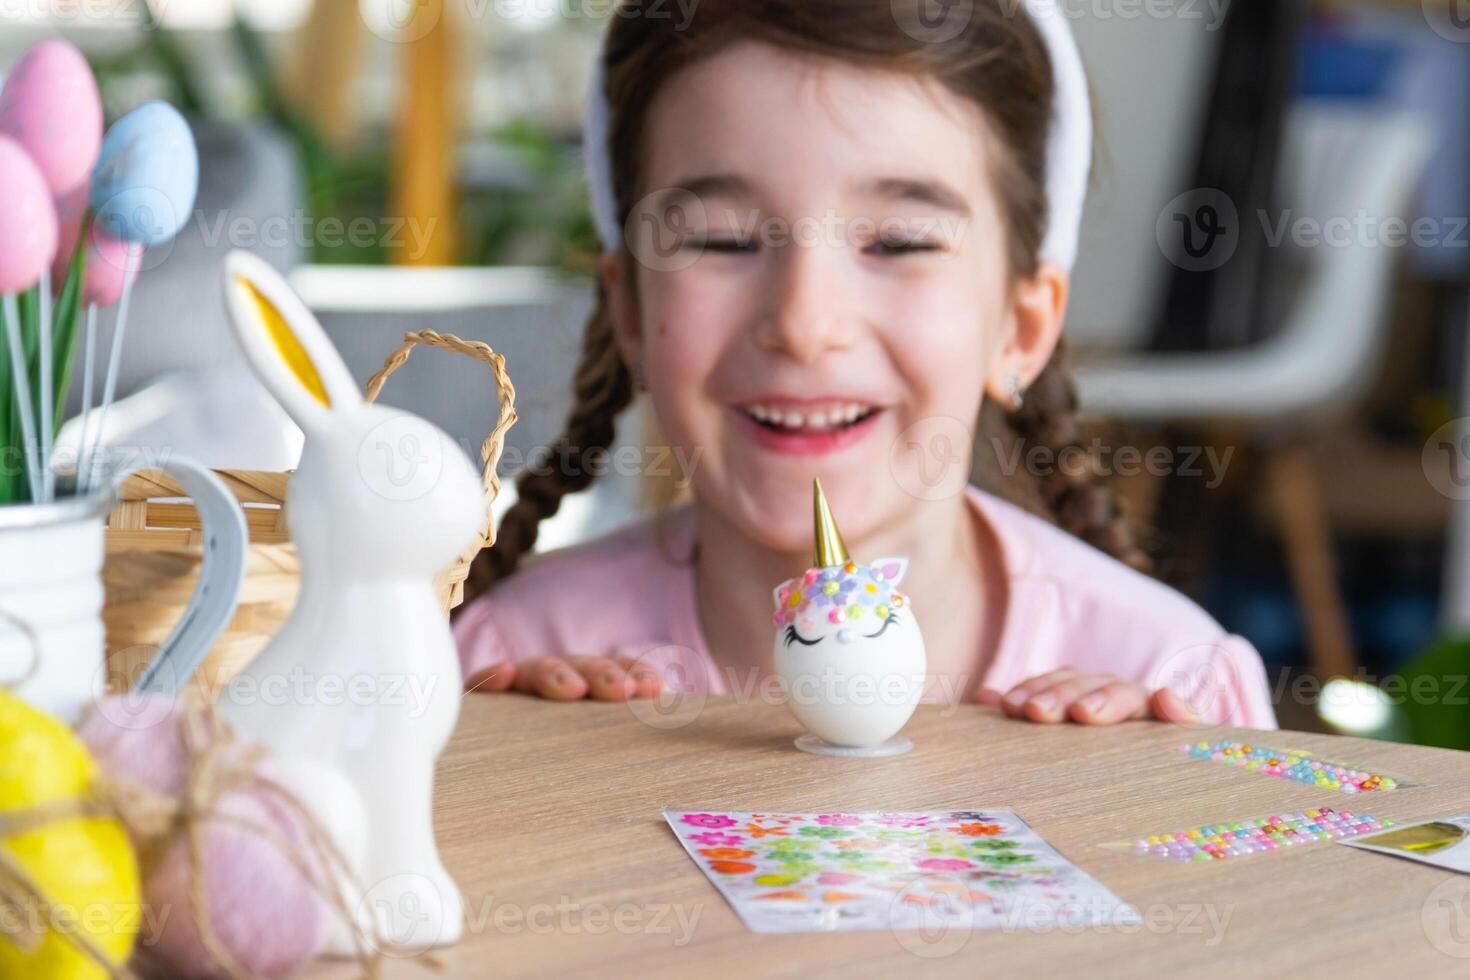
[864,612,900,639]
[783,625,820,647]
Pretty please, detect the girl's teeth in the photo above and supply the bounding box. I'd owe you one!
[744,404,874,429]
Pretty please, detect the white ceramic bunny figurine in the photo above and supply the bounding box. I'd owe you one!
[772,480,927,758]
[218,250,483,950]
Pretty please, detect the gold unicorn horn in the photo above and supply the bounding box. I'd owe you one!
[812,478,851,567]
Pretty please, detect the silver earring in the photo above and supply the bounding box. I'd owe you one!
[633,360,648,392]
[1006,375,1025,410]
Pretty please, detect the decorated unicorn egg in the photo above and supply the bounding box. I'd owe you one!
[772,480,926,757]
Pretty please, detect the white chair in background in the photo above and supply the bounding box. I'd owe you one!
[1075,103,1435,679]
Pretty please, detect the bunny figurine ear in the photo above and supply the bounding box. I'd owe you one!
[870,559,908,587]
[223,250,361,435]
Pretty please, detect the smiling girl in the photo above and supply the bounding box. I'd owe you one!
[452,0,1276,729]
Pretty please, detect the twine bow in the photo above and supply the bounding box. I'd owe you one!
[0,607,40,694]
[101,705,395,980]
[0,609,129,974]
[1,700,443,979]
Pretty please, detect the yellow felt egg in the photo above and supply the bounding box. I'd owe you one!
[0,691,140,979]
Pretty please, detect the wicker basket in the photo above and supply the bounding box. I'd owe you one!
[102,329,517,700]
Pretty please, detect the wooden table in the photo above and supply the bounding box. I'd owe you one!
[313,696,1470,978]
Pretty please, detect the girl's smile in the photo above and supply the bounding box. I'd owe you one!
[730,399,886,457]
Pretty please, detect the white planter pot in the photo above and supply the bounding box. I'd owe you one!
[0,489,112,724]
[0,458,249,725]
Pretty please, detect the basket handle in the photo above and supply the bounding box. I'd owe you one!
[362,329,518,551]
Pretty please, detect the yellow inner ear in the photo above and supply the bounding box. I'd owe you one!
[237,277,330,407]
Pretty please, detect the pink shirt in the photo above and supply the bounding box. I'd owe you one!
[454,486,1278,729]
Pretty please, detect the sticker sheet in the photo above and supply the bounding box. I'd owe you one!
[663,809,1139,933]
[1179,739,1415,794]
[1342,815,1470,874]
[1108,807,1393,863]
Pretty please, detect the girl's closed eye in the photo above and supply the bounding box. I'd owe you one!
[694,234,759,254]
[865,235,943,257]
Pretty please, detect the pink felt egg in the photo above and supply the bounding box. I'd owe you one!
[0,39,102,196]
[0,135,59,292]
[80,696,327,979]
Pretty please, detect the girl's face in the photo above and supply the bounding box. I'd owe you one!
[607,40,1064,552]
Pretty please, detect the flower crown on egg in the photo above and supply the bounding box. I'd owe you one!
[772,559,909,632]
[771,480,910,636]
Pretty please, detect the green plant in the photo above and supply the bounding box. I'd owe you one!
[0,231,87,504]
[1399,635,1470,751]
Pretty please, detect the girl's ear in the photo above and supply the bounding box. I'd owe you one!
[870,559,908,587]
[223,250,363,436]
[986,260,1069,404]
[773,577,799,611]
[599,250,643,374]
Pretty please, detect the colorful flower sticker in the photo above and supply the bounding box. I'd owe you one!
[916,858,974,871]
[683,813,737,829]
[689,832,745,847]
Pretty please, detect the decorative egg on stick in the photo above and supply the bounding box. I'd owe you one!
[0,135,59,503]
[0,39,103,502]
[772,479,927,757]
[81,100,198,492]
[70,225,138,499]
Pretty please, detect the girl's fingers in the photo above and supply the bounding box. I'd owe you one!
[999,668,1079,718]
[1068,680,1150,725]
[616,656,663,699]
[572,656,636,701]
[1148,687,1203,724]
[1020,674,1113,724]
[464,662,517,694]
[516,657,590,701]
[975,688,1004,707]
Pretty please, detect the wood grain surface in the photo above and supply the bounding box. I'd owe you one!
[309,695,1470,979]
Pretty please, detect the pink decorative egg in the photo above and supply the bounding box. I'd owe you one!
[79,696,327,979]
[79,226,138,307]
[0,135,59,292]
[52,182,89,265]
[0,39,102,196]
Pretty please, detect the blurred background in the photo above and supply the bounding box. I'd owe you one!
[7,0,1470,744]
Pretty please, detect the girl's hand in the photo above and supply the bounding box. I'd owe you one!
[976,668,1201,725]
[465,656,664,701]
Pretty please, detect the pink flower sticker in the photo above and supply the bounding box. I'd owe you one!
[816,814,862,827]
[876,814,932,828]
[916,858,974,872]
[689,832,744,846]
[683,813,738,829]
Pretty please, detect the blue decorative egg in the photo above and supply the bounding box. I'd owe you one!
[90,101,197,246]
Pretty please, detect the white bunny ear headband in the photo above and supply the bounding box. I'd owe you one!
[582,0,1092,272]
